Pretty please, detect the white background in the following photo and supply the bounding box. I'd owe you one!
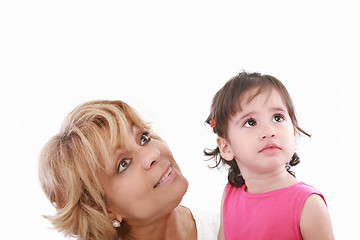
[1,1,359,239]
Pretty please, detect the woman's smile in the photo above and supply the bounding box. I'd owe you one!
[154,165,176,188]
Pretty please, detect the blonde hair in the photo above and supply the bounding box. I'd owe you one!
[38,100,152,240]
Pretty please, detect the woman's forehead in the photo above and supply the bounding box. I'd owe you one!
[110,124,152,150]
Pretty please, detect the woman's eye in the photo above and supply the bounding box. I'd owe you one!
[140,132,151,146]
[244,118,257,127]
[117,159,131,173]
[273,114,285,123]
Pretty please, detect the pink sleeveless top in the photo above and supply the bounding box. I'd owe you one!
[223,182,325,240]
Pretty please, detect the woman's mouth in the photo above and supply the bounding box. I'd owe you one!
[153,166,173,188]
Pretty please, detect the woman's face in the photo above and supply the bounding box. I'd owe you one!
[100,126,188,226]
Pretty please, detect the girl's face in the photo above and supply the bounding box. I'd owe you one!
[100,126,188,226]
[219,88,297,176]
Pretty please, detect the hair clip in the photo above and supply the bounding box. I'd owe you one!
[209,119,216,128]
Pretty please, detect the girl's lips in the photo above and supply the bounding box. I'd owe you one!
[259,143,281,153]
[153,165,173,188]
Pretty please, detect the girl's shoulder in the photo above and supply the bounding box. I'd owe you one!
[299,184,334,239]
[293,182,326,203]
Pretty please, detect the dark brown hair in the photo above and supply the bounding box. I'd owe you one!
[204,71,311,187]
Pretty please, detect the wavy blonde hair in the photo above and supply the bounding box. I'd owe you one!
[38,100,153,240]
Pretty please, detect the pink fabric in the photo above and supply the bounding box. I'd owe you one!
[223,182,325,240]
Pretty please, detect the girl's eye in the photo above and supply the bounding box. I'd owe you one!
[140,132,151,146]
[117,159,131,173]
[273,114,285,123]
[244,118,257,127]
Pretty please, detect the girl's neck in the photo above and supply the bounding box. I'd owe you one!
[121,205,196,240]
[243,168,298,194]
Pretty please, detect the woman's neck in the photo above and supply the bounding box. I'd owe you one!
[121,206,196,240]
[243,168,298,194]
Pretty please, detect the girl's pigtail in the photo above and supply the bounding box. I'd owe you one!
[204,147,222,169]
[286,152,300,178]
[227,159,245,187]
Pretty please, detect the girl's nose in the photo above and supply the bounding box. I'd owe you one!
[261,124,276,140]
[139,147,160,170]
[262,133,275,139]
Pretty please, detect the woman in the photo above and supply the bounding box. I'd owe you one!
[38,100,219,240]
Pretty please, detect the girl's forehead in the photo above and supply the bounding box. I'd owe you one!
[237,88,287,111]
[243,86,271,101]
[237,87,269,107]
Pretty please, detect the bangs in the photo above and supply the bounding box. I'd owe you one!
[61,100,151,172]
[94,102,151,171]
[233,84,273,115]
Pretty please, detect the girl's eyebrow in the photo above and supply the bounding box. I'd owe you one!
[235,111,256,125]
[271,107,287,113]
[235,107,287,125]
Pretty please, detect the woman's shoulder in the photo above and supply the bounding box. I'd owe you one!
[188,207,220,240]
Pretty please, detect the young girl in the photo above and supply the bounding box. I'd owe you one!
[205,72,334,240]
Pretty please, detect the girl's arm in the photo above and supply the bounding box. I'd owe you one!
[217,187,225,240]
[300,194,335,240]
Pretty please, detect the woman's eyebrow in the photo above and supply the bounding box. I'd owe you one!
[108,148,122,171]
[110,125,141,165]
[131,125,141,136]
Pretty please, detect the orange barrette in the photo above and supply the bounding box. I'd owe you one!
[209,119,216,128]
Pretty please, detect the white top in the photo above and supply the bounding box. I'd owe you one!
[118,207,219,240]
[189,207,220,240]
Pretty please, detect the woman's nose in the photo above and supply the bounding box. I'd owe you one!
[139,147,160,170]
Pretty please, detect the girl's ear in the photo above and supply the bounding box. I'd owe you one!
[217,137,234,161]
